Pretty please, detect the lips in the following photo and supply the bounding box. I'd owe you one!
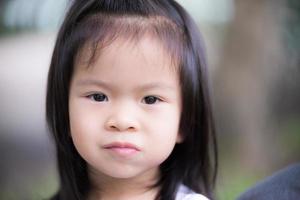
[103,142,140,156]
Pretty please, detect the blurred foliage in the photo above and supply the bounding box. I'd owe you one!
[216,144,265,200]
[0,174,57,200]
[277,117,300,160]
[216,172,262,200]
[285,0,300,52]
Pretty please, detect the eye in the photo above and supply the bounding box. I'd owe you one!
[88,93,108,102]
[142,96,161,104]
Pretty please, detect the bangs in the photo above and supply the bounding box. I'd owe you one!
[71,13,185,70]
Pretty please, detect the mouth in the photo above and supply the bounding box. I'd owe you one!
[102,142,140,156]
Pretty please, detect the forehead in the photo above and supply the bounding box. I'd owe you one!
[75,35,178,74]
[72,35,180,87]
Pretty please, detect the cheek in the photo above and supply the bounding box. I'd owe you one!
[144,131,178,168]
[145,108,181,161]
[69,114,104,169]
[150,106,181,138]
[69,99,102,134]
[69,100,102,154]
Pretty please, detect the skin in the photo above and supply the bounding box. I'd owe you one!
[69,35,182,200]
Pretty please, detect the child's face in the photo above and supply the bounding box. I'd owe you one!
[69,36,182,182]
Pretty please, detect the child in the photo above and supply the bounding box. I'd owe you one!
[46,0,217,200]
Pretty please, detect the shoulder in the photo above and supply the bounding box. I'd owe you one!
[176,184,209,200]
[237,163,300,200]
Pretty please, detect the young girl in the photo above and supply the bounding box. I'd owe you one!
[46,0,217,200]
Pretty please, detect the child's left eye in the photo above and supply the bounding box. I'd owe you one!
[87,93,108,102]
[142,96,162,104]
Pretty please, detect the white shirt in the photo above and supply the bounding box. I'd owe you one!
[175,185,210,200]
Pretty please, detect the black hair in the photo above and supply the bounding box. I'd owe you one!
[46,0,217,200]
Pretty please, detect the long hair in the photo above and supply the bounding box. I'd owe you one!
[46,0,217,199]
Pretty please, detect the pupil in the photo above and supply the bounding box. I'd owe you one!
[94,94,106,101]
[145,96,156,104]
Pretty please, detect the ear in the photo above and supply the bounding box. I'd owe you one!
[176,132,183,143]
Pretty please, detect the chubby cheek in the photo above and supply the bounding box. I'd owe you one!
[145,131,179,168]
[70,96,104,132]
[145,110,181,165]
[69,99,101,159]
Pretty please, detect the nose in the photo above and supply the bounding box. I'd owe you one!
[105,104,139,132]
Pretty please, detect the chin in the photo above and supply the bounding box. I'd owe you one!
[105,168,143,179]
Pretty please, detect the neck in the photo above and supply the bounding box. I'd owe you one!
[87,168,160,200]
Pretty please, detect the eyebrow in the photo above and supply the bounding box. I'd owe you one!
[75,79,176,91]
[76,79,111,90]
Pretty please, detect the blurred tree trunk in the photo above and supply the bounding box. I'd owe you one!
[213,0,285,172]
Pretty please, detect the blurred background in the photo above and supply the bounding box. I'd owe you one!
[0,0,299,199]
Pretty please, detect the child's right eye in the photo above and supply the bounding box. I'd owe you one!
[87,93,108,102]
[142,95,162,105]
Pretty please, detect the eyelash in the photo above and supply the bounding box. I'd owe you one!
[86,93,163,105]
